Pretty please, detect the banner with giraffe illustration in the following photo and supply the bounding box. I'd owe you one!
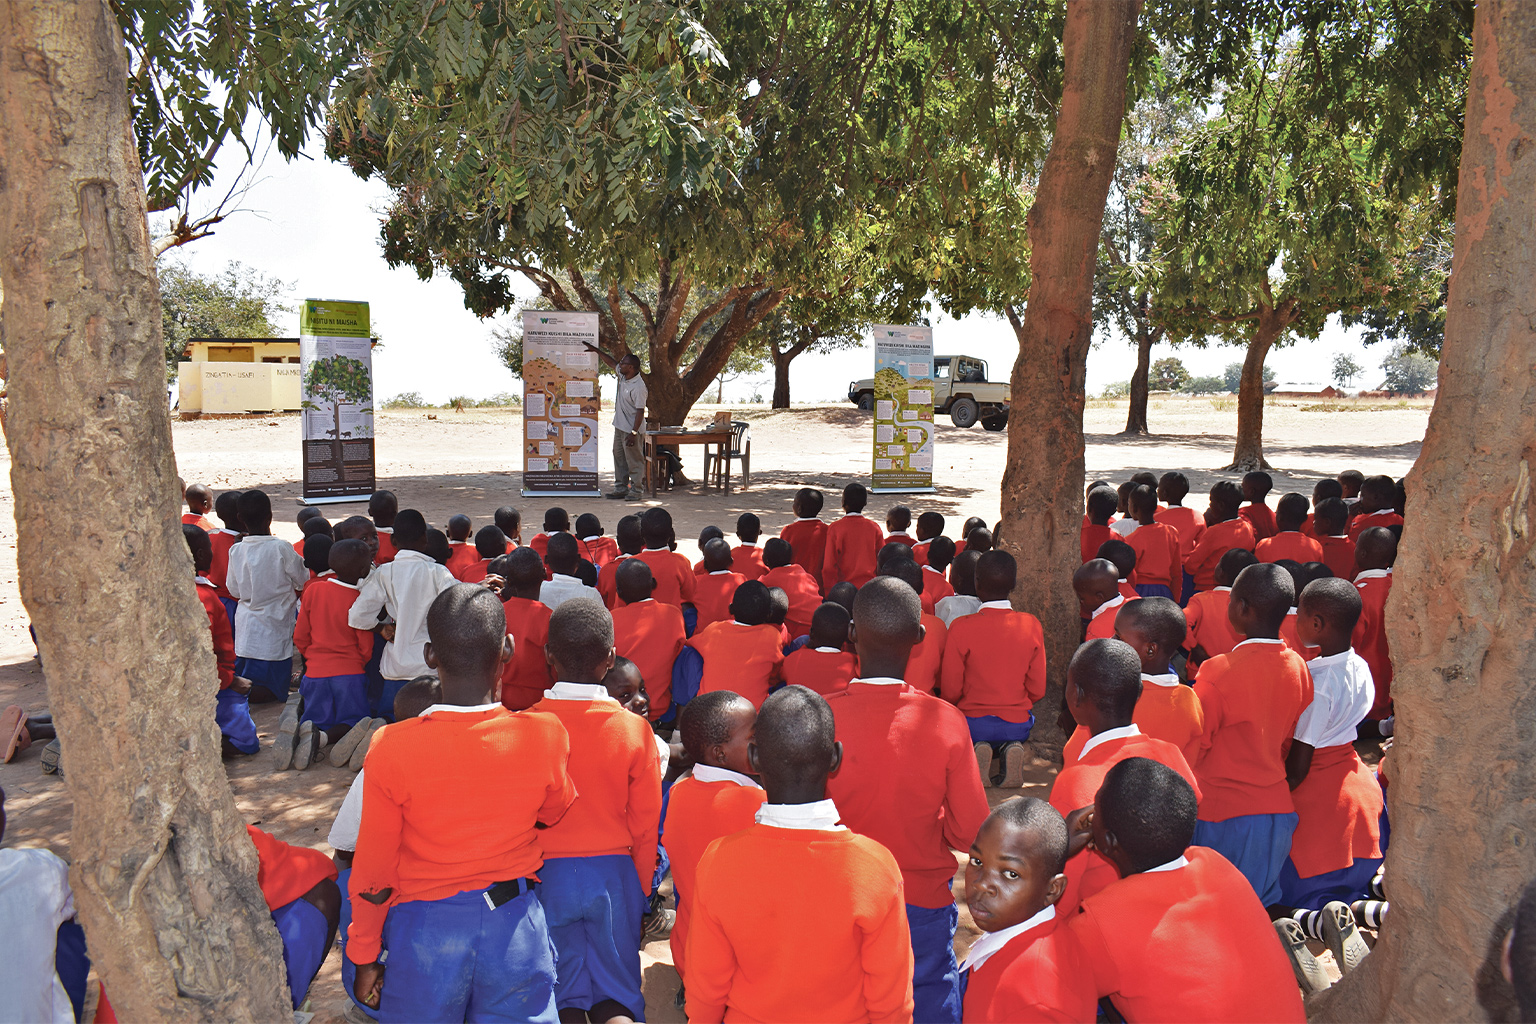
[871,324,936,493]
[522,311,602,496]
[299,299,376,502]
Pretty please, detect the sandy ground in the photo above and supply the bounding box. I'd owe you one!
[0,395,1426,1018]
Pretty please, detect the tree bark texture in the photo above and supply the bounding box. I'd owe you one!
[1228,303,1291,472]
[0,4,291,1019]
[1312,3,1536,1019]
[1122,320,1153,434]
[1001,0,1141,749]
[769,326,816,410]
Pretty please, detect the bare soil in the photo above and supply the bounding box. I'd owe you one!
[0,396,1427,1018]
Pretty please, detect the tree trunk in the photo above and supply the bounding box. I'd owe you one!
[1312,3,1536,1019]
[1228,307,1285,471]
[771,348,792,409]
[1001,0,1141,750]
[0,4,291,1020]
[1122,321,1153,434]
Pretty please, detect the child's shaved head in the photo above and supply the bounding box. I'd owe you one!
[394,675,443,720]
[853,576,923,647]
[545,532,579,574]
[1074,559,1121,616]
[505,547,546,590]
[1214,547,1258,588]
[965,527,994,554]
[1360,475,1398,512]
[304,535,334,574]
[1337,469,1364,497]
[1116,597,1186,653]
[495,506,521,537]
[426,585,509,680]
[1275,493,1309,531]
[879,556,924,597]
[887,505,912,531]
[1312,478,1343,505]
[928,536,957,573]
[544,507,571,532]
[680,690,756,765]
[752,685,838,791]
[1129,485,1157,520]
[185,482,212,511]
[949,549,980,597]
[878,541,914,568]
[236,489,272,531]
[369,490,398,523]
[730,580,772,626]
[329,538,373,585]
[615,514,643,555]
[766,587,789,626]
[808,602,851,650]
[475,525,507,559]
[842,483,869,513]
[1209,480,1242,515]
[183,523,212,572]
[1298,577,1362,634]
[641,508,674,548]
[1095,757,1198,874]
[916,511,944,540]
[1096,538,1136,581]
[990,797,1070,877]
[447,514,472,541]
[736,513,761,542]
[793,487,825,518]
[426,527,452,566]
[334,515,375,543]
[615,558,657,605]
[825,581,858,613]
[546,600,615,681]
[1356,526,1398,570]
[702,538,734,573]
[215,490,244,530]
[974,550,1016,602]
[1314,497,1349,536]
[1231,563,1295,629]
[1158,472,1189,504]
[763,537,793,568]
[965,797,1071,934]
[302,516,332,539]
[575,513,602,540]
[699,524,725,547]
[1069,638,1144,721]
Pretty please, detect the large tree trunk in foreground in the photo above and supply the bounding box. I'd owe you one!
[1002,0,1140,750]
[1228,304,1289,471]
[1122,319,1153,434]
[1312,3,1536,1019]
[0,4,290,1019]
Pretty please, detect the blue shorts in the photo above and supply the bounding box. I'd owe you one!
[1134,583,1175,600]
[215,688,259,754]
[966,714,1034,745]
[1278,855,1384,911]
[539,855,646,1020]
[369,678,415,723]
[272,895,331,1009]
[907,902,962,1024]
[300,673,371,730]
[380,884,557,1023]
[55,920,89,1022]
[235,655,292,702]
[1193,813,1299,907]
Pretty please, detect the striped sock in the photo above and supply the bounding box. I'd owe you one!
[1351,899,1389,929]
[1291,909,1326,941]
[1369,865,1387,899]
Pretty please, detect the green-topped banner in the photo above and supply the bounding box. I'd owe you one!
[871,324,936,493]
[299,299,376,502]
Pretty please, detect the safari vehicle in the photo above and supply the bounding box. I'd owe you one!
[847,354,1010,429]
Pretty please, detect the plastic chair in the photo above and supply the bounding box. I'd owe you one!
[704,421,751,490]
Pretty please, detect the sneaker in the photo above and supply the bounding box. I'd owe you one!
[273,700,302,770]
[1000,742,1028,789]
[350,718,385,771]
[973,742,993,786]
[625,489,644,501]
[605,490,628,500]
[1379,716,1395,737]
[1321,900,1370,974]
[641,907,675,944]
[1275,918,1331,994]
[342,1001,376,1024]
[328,719,374,767]
[292,721,321,770]
[40,738,62,777]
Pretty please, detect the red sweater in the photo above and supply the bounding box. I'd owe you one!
[1184,518,1257,592]
[827,681,991,908]
[183,512,216,532]
[1127,521,1182,592]
[782,647,858,697]
[731,544,768,581]
[904,612,947,693]
[1318,534,1357,581]
[1085,596,1130,641]
[1133,680,1205,763]
[578,535,621,568]
[1348,509,1404,542]
[779,519,828,591]
[1184,588,1242,662]
[596,553,632,609]
[686,823,914,1024]
[822,513,885,589]
[1080,522,1113,564]
[1352,571,1394,718]
[293,577,375,677]
[246,826,338,910]
[663,774,766,982]
[1239,502,1277,540]
[690,621,785,709]
[1067,847,1306,1023]
[637,548,697,609]
[1280,612,1320,660]
[454,558,493,584]
[940,606,1047,721]
[1256,530,1325,565]
[196,579,235,689]
[374,528,397,565]
[499,597,553,711]
[919,566,955,614]
[961,913,1096,1024]
[760,564,823,639]
[1156,504,1206,556]
[1192,640,1314,821]
[446,541,481,579]
[693,571,747,632]
[612,599,687,717]
[209,529,240,600]
[348,706,575,964]
[530,695,661,891]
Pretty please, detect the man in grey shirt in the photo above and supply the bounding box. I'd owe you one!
[608,353,647,500]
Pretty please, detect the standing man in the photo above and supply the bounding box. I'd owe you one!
[607,353,647,501]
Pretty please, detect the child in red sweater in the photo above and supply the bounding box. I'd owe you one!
[959,798,1093,1024]
[348,585,575,1020]
[689,580,785,708]
[1313,497,1358,580]
[597,514,643,609]
[208,490,244,634]
[1183,547,1256,672]
[663,690,765,991]
[1126,485,1182,599]
[822,483,885,589]
[780,487,828,591]
[368,490,399,564]
[1081,487,1118,565]
[444,514,480,578]
[782,603,859,696]
[1096,538,1140,601]
[1348,475,1406,541]
[759,538,822,639]
[185,525,256,758]
[635,508,696,611]
[826,576,989,1024]
[920,537,956,613]
[453,525,508,584]
[1075,558,1128,641]
[1302,478,1343,533]
[1190,563,1314,906]
[183,481,216,531]
[941,551,1047,789]
[686,686,915,1023]
[1064,758,1305,1022]
[496,548,555,711]
[495,505,523,549]
[731,513,769,580]
[575,512,620,568]
[1257,492,1326,564]
[1183,480,1258,592]
[293,539,382,770]
[884,504,916,547]
[1352,527,1397,722]
[1155,471,1206,568]
[528,506,571,563]
[910,510,944,567]
[1116,598,1203,762]
[692,538,746,632]
[1239,471,1278,539]
[610,559,687,722]
[531,601,662,1023]
[879,558,949,694]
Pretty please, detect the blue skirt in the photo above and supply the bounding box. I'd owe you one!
[300,672,371,730]
[966,713,1034,745]
[1193,814,1299,907]
[235,655,292,702]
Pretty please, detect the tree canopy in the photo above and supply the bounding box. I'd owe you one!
[158,261,288,378]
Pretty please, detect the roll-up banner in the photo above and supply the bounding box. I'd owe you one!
[522,311,602,496]
[299,299,376,503]
[870,324,936,493]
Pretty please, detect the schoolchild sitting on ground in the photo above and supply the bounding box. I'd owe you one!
[530,506,572,562]
[878,557,948,694]
[1063,758,1305,1023]
[208,489,245,632]
[825,580,859,615]
[444,514,479,577]
[663,691,765,991]
[781,603,859,696]
[1049,639,1201,915]
[1348,475,1406,541]
[1155,471,1206,582]
[1270,577,1380,988]
[941,551,1047,788]
[611,559,687,723]
[765,586,793,647]
[759,537,821,640]
[1301,478,1342,537]
[689,581,784,709]
[1183,480,1258,592]
[937,548,983,626]
[1352,526,1398,723]
[290,539,385,772]
[1238,471,1278,540]
[732,513,769,581]
[960,798,1095,1024]
[497,548,556,711]
[495,505,523,549]
[369,490,400,564]
[691,539,746,632]
[1182,547,1255,670]
[348,585,575,1022]
[1075,559,1128,642]
[185,524,257,758]
[1312,497,1357,581]
[598,515,643,608]
[780,487,828,590]
[1126,485,1182,600]
[920,537,957,613]
[576,513,620,568]
[963,525,994,555]
[303,533,334,583]
[826,576,988,1024]
[183,481,216,531]
[911,510,944,567]
[636,509,696,611]
[1190,563,1314,906]
[885,504,916,546]
[1115,597,1203,762]
[692,526,725,575]
[1276,559,1326,660]
[225,489,307,705]
[539,532,602,611]
[453,525,507,584]
[1257,493,1325,565]
[1096,538,1140,600]
[532,601,662,1024]
[685,686,915,1024]
[334,514,380,563]
[423,528,454,568]
[823,483,886,589]
[245,825,343,1010]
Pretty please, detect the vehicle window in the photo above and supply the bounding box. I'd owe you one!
[935,361,951,379]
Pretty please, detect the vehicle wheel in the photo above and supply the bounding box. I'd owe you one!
[981,413,1007,431]
[949,397,979,428]
[856,392,875,411]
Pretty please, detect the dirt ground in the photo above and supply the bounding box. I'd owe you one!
[0,395,1427,1018]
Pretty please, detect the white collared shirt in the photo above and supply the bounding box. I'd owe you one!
[1079,723,1141,760]
[1213,586,1232,594]
[1355,568,1393,583]
[1091,594,1126,620]
[542,681,616,703]
[791,517,822,523]
[961,905,1056,972]
[814,646,842,654]
[1141,672,1179,688]
[1111,518,1139,536]
[538,573,602,612]
[1143,854,1189,874]
[0,847,77,1023]
[1295,649,1373,749]
[1233,637,1285,649]
[937,594,983,626]
[851,676,905,687]
[418,701,503,716]
[754,799,846,831]
[979,599,1013,611]
[348,549,458,680]
[692,764,761,789]
[708,569,736,576]
[225,533,308,660]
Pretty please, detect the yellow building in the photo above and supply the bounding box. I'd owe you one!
[178,338,302,414]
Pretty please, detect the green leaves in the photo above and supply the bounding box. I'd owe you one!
[304,354,374,405]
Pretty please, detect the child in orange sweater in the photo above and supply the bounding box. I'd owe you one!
[1183,548,1257,673]
[780,487,828,591]
[1239,471,1278,539]
[685,686,915,1023]
[758,538,822,640]
[1112,597,1203,763]
[444,514,479,578]
[731,513,769,581]
[575,512,621,569]
[781,603,859,696]
[531,600,662,1024]
[1313,497,1358,581]
[691,538,746,631]
[689,580,785,708]
[610,559,687,723]
[1347,475,1405,541]
[1075,559,1128,642]
[183,481,216,531]
[1183,480,1258,592]
[910,510,944,567]
[1352,527,1398,723]
[1257,493,1325,565]
[822,483,885,589]
[1126,485,1182,599]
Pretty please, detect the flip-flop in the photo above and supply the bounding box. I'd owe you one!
[2,706,25,763]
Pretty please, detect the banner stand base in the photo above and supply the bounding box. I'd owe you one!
[300,494,373,505]
[871,487,938,494]
[522,490,603,498]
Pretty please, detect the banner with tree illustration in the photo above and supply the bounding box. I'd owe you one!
[522,310,601,495]
[871,324,936,492]
[299,299,375,502]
